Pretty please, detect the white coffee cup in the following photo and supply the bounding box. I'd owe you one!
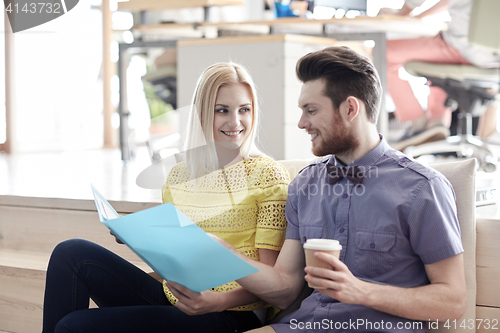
[303,239,342,289]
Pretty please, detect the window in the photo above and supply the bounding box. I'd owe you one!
[9,2,103,152]
[1,11,5,145]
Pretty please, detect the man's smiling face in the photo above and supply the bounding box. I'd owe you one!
[297,78,359,157]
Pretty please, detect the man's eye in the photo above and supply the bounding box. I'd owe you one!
[307,109,316,114]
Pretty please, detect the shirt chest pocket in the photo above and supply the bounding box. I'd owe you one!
[352,230,396,279]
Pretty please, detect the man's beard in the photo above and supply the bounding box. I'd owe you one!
[312,116,359,157]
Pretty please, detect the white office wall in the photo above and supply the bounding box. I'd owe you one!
[11,0,104,152]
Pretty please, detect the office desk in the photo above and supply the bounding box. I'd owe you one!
[117,0,244,21]
[134,15,444,37]
[476,206,500,292]
[476,196,500,330]
[118,0,243,11]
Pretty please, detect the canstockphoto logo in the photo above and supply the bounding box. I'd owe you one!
[4,0,79,33]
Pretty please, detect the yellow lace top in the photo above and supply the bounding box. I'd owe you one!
[161,156,290,311]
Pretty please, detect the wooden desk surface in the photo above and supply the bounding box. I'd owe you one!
[176,33,340,47]
[134,15,445,37]
[118,0,243,12]
[0,148,162,206]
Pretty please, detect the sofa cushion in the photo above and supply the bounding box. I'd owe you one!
[430,159,477,332]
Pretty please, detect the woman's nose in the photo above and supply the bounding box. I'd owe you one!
[227,111,241,127]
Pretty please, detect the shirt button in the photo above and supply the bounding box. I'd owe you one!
[303,236,307,243]
[339,227,345,233]
[370,242,376,249]
[342,193,348,199]
[321,302,327,307]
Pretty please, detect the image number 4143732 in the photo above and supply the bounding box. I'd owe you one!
[4,0,79,33]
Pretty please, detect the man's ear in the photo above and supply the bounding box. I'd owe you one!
[345,96,360,122]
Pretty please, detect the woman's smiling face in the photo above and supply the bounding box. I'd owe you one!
[212,83,254,148]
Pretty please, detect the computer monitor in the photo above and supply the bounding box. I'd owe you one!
[313,0,367,12]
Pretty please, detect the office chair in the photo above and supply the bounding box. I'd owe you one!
[402,0,500,172]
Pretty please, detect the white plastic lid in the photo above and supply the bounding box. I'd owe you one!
[303,239,342,251]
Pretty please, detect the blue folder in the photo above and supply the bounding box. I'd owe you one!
[90,184,258,293]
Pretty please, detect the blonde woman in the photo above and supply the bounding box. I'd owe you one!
[42,62,290,333]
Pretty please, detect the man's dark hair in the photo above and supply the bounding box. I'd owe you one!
[296,46,382,124]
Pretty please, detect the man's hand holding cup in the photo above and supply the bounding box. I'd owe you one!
[303,239,342,289]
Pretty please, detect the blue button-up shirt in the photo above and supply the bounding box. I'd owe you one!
[272,137,463,333]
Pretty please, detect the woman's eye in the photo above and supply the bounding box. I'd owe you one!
[216,108,228,113]
[240,108,251,113]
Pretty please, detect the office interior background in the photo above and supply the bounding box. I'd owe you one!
[0,0,455,156]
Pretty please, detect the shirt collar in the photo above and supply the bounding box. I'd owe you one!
[327,134,390,169]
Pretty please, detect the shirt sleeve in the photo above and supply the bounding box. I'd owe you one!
[407,175,464,265]
[161,183,173,204]
[284,176,301,240]
[161,169,176,204]
[255,160,290,251]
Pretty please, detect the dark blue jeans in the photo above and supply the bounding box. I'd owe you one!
[42,239,261,333]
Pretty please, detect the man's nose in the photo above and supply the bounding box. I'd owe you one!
[298,113,309,129]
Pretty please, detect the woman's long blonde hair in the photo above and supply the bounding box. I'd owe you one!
[183,62,264,180]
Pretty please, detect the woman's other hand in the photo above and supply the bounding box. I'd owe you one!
[166,281,226,315]
[109,230,124,244]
